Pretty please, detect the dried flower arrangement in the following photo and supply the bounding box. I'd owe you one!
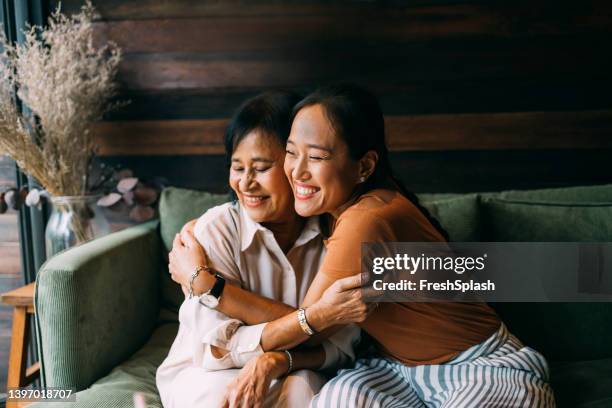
[0,2,124,243]
[0,1,122,197]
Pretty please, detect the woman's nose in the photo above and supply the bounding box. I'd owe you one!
[239,169,255,191]
[292,155,310,181]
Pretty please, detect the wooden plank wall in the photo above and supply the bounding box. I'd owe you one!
[49,0,612,194]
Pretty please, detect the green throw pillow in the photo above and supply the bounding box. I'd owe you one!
[158,187,229,314]
[481,198,612,242]
[499,183,612,203]
[481,198,612,361]
[420,194,481,242]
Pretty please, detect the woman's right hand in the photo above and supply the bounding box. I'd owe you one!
[308,274,377,330]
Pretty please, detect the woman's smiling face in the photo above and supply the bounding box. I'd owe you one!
[284,104,361,217]
[229,130,296,223]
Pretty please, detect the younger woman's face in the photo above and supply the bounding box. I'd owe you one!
[229,131,296,224]
[284,104,361,217]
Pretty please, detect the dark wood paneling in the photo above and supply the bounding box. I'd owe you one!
[91,12,612,55]
[94,119,226,155]
[115,37,612,91]
[107,79,612,121]
[390,150,612,193]
[94,110,612,156]
[49,0,612,194]
[57,0,612,33]
[101,149,612,194]
[58,0,385,19]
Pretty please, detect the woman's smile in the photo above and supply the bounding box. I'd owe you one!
[241,193,269,207]
[294,182,320,200]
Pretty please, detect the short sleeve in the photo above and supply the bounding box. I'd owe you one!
[321,211,395,279]
[193,203,242,285]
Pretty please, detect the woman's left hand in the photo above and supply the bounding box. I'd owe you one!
[221,351,288,408]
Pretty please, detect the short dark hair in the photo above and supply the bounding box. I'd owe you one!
[224,90,301,166]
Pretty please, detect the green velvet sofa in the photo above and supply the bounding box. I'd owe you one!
[31,184,612,407]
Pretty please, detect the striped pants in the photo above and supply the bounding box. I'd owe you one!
[311,323,555,407]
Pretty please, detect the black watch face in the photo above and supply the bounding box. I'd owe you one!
[211,274,226,298]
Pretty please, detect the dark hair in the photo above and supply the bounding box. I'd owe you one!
[293,83,449,241]
[223,90,301,200]
[224,90,301,166]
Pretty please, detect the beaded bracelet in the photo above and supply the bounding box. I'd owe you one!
[283,350,293,375]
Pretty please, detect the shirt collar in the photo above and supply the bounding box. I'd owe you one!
[238,203,322,252]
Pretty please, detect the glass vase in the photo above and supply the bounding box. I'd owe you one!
[45,195,111,258]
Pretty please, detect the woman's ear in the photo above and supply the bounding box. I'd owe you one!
[359,150,378,182]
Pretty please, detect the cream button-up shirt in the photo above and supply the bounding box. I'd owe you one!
[157,202,360,406]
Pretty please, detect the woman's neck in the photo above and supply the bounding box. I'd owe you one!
[262,214,306,254]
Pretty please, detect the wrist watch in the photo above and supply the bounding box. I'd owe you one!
[198,273,226,309]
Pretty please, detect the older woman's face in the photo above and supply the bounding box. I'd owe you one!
[284,104,361,217]
[229,131,296,224]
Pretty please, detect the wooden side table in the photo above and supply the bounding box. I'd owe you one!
[1,282,39,408]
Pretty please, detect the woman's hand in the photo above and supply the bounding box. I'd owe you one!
[307,274,377,331]
[168,221,209,289]
[221,351,288,408]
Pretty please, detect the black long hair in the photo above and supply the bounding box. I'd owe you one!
[293,83,449,241]
[224,90,301,199]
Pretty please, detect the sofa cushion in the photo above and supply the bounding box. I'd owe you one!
[159,187,230,252]
[420,194,480,242]
[158,187,229,313]
[30,323,178,408]
[481,198,612,361]
[550,358,612,408]
[481,198,612,242]
[499,183,612,203]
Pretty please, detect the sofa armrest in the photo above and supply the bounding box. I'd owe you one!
[34,220,162,391]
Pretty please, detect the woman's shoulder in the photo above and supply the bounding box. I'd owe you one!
[194,201,241,239]
[341,189,408,219]
[337,189,443,242]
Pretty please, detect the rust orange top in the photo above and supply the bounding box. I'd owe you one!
[321,189,501,366]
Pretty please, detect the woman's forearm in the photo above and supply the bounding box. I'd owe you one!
[196,276,341,349]
[288,345,326,371]
[259,302,341,351]
[192,273,296,325]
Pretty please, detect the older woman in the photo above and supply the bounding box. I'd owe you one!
[156,91,359,408]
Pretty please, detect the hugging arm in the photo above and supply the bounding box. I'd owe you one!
[174,222,367,354]
[171,216,363,371]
